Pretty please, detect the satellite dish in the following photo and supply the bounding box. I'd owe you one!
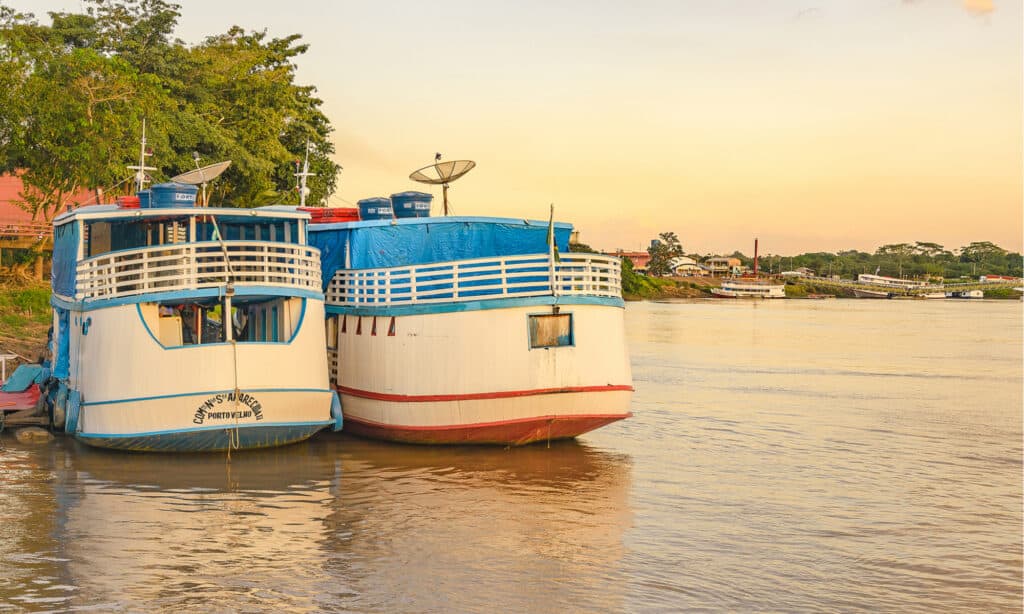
[171,160,232,185]
[409,158,476,215]
[171,160,231,207]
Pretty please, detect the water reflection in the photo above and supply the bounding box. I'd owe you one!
[2,434,633,612]
[0,442,66,610]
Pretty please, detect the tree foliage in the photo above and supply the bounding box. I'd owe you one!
[753,241,1021,279]
[647,231,684,276]
[0,0,339,221]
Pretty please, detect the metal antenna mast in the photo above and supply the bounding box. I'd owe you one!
[126,118,157,193]
[294,139,317,207]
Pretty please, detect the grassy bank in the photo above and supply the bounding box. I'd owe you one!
[0,280,51,362]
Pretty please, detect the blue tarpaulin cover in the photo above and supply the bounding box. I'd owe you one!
[1,364,48,392]
[53,308,70,379]
[308,217,572,287]
[51,221,79,298]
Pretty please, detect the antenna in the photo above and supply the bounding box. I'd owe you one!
[126,118,157,193]
[294,139,317,207]
[171,159,232,207]
[409,155,476,216]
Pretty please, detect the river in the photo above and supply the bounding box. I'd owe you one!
[1,299,1021,612]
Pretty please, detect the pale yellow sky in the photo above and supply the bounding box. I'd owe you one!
[19,0,1024,255]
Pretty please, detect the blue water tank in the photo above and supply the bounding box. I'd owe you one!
[137,189,152,208]
[357,197,393,220]
[390,191,433,218]
[150,182,198,208]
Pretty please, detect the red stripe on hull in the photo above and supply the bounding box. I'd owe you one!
[341,413,631,446]
[337,384,633,403]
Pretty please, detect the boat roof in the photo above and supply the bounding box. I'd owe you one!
[306,215,572,232]
[52,204,310,227]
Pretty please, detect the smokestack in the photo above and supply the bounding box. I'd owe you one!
[754,238,759,276]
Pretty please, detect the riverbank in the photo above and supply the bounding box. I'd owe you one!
[621,274,1020,301]
[0,280,51,363]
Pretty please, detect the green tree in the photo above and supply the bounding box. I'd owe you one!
[647,231,684,276]
[0,0,340,214]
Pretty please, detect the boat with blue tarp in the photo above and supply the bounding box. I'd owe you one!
[308,212,633,445]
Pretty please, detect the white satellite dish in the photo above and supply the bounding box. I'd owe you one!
[409,157,476,216]
[171,160,231,207]
[171,160,231,185]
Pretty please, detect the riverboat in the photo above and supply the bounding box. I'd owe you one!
[946,289,984,299]
[852,288,892,299]
[308,213,633,445]
[710,278,786,299]
[47,189,340,452]
[856,273,929,289]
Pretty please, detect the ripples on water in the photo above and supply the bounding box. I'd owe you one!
[0,300,1020,612]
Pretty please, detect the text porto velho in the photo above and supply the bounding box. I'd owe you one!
[193,392,264,425]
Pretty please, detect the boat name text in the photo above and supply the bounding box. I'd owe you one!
[193,392,264,424]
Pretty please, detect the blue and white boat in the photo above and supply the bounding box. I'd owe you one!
[309,210,633,446]
[48,186,341,452]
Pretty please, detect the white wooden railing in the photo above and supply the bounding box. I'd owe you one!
[326,253,621,307]
[75,241,321,301]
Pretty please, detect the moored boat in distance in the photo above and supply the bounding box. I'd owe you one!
[852,288,893,299]
[309,211,633,446]
[48,191,340,452]
[710,278,786,299]
[946,289,984,299]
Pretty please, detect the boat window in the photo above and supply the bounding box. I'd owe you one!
[86,218,191,258]
[325,316,339,350]
[141,297,304,347]
[528,313,573,349]
[193,219,298,244]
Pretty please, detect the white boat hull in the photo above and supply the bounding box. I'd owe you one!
[62,301,334,452]
[333,302,633,445]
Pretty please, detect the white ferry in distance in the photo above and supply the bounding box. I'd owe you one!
[48,185,340,452]
[308,193,633,445]
[710,278,786,299]
[856,273,929,289]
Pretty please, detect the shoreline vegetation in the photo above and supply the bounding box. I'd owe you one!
[0,278,51,363]
[619,258,1021,302]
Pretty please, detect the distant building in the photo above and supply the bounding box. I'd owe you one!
[704,257,741,275]
[668,256,706,276]
[1,172,95,225]
[607,250,650,274]
[0,173,34,224]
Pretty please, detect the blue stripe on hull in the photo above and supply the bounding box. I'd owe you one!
[325,294,624,317]
[76,423,326,453]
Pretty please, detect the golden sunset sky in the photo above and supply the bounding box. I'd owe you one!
[17,0,1024,255]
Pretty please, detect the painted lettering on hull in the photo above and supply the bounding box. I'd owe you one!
[193,392,264,424]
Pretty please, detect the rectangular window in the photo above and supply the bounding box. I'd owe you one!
[528,314,573,349]
[325,315,339,350]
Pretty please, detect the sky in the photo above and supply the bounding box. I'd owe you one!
[10,0,1023,255]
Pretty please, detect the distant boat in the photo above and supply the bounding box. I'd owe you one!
[856,273,929,290]
[946,289,984,299]
[853,288,892,299]
[711,278,785,299]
